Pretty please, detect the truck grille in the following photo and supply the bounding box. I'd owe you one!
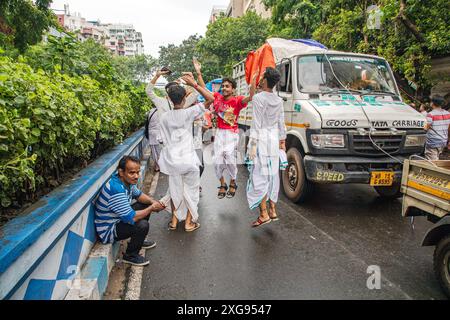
[350,133,403,156]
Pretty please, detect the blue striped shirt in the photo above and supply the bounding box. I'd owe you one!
[94,173,142,244]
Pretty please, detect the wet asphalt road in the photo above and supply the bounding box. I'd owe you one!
[140,163,447,300]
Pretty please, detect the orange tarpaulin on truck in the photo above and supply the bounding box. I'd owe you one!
[245,43,276,85]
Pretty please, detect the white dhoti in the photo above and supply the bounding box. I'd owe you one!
[213,129,239,180]
[167,171,200,222]
[245,91,287,210]
[246,155,280,210]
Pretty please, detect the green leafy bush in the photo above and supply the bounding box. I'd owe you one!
[0,38,153,211]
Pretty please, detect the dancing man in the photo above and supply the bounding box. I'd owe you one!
[158,73,214,232]
[246,67,286,227]
[194,59,257,199]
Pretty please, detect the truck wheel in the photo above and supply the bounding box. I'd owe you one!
[374,183,402,199]
[433,235,450,298]
[281,147,314,203]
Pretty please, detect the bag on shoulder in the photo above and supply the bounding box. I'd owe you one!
[144,109,157,140]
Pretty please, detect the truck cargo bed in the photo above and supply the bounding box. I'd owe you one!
[401,160,450,218]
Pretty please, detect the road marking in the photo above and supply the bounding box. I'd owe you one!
[280,200,413,300]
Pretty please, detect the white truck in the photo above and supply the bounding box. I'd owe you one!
[234,38,427,203]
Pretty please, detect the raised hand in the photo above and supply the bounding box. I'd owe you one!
[193,57,202,73]
[182,71,194,78]
[156,69,171,77]
[181,73,197,87]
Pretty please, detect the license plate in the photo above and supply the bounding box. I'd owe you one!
[370,171,394,186]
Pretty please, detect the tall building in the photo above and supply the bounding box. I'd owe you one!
[104,24,144,56]
[209,5,227,23]
[56,4,87,33]
[54,5,144,56]
[225,0,271,19]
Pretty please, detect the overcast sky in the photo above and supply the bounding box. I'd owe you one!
[51,0,229,57]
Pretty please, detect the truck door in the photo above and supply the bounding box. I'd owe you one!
[276,60,293,131]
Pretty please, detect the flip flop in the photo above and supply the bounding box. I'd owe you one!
[185,222,201,232]
[251,217,271,228]
[168,222,177,231]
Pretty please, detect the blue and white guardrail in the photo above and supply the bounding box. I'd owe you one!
[0,129,147,300]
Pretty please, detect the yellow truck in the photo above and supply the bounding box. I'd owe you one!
[401,159,450,297]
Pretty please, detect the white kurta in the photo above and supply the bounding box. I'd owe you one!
[246,91,287,209]
[158,103,205,222]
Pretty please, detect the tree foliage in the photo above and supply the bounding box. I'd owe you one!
[112,54,157,84]
[158,12,270,81]
[197,11,270,76]
[262,0,325,39]
[0,35,154,211]
[0,0,55,52]
[158,35,200,81]
[263,0,450,99]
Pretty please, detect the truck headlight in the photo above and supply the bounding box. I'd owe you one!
[405,135,426,147]
[311,134,345,148]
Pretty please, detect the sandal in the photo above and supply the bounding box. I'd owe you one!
[185,222,201,232]
[217,184,228,199]
[251,216,271,228]
[168,221,177,231]
[226,183,238,198]
[269,207,279,221]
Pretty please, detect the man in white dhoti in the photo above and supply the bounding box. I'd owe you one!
[158,74,214,232]
[246,67,286,228]
[146,68,200,216]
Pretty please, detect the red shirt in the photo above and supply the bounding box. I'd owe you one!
[213,92,247,133]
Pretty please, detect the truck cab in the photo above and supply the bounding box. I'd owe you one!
[234,39,427,203]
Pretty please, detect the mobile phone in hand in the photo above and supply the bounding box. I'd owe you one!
[160,67,172,75]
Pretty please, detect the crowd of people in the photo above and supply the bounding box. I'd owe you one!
[92,59,449,267]
[93,60,286,266]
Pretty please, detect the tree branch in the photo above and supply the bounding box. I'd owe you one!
[396,0,426,43]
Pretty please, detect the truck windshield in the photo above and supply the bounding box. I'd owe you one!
[297,54,398,96]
